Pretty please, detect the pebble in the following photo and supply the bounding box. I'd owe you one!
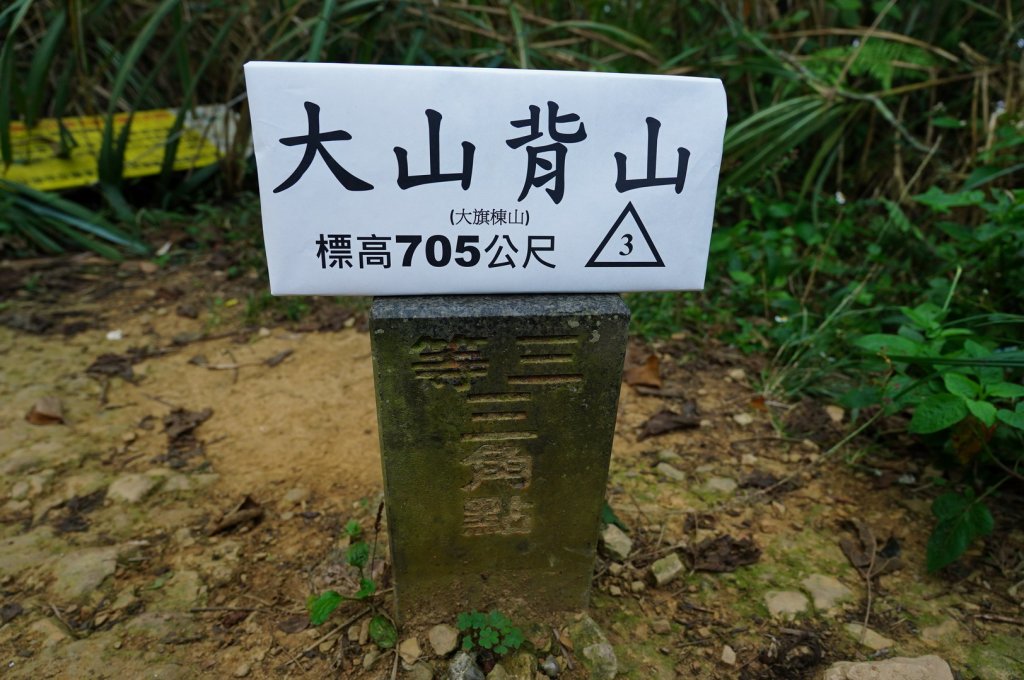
[651,619,671,635]
[655,462,685,482]
[347,624,360,642]
[428,623,460,657]
[801,574,853,613]
[568,616,617,680]
[763,590,809,619]
[448,650,485,680]
[649,552,684,586]
[107,473,162,503]
[823,655,953,680]
[703,476,738,495]
[363,649,381,670]
[721,645,737,665]
[919,619,959,645]
[630,580,646,593]
[607,563,623,577]
[399,636,423,664]
[232,663,251,677]
[656,450,682,463]
[732,413,754,426]
[359,617,370,645]
[539,655,560,677]
[8,481,30,501]
[608,585,622,596]
[408,662,434,680]
[51,546,119,600]
[600,524,633,561]
[844,623,894,651]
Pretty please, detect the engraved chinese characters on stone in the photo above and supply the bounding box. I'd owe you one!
[370,295,629,622]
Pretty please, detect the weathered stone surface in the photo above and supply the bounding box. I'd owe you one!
[51,546,118,601]
[650,552,684,586]
[428,624,460,657]
[801,573,853,612]
[844,623,894,651]
[569,614,617,680]
[764,590,809,619]
[371,295,629,621]
[28,618,70,647]
[107,473,162,503]
[409,662,435,680]
[399,636,423,664]
[919,619,958,646]
[600,524,633,561]
[823,655,953,680]
[448,650,485,680]
[502,651,538,680]
[656,462,685,481]
[703,476,737,495]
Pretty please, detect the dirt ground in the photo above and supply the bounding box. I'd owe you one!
[1,254,1022,679]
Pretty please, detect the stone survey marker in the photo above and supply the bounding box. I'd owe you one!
[245,62,727,295]
[371,296,629,620]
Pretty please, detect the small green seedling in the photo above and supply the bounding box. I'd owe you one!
[456,610,524,656]
[308,519,377,625]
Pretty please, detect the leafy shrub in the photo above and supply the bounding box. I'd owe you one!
[308,519,378,626]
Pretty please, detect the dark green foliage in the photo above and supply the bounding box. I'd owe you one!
[457,610,524,656]
[308,520,378,626]
[927,490,994,572]
[369,615,397,648]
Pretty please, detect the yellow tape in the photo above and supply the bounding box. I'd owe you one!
[2,109,220,191]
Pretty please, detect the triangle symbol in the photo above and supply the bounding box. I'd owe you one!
[586,202,665,268]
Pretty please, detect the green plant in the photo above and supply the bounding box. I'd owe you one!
[308,519,378,626]
[456,610,524,656]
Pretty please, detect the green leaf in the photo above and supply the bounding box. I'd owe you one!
[854,334,920,357]
[965,399,997,427]
[931,491,970,521]
[729,270,756,286]
[927,494,994,572]
[346,541,369,569]
[369,615,397,649]
[912,186,985,213]
[309,591,343,626]
[987,383,1024,399]
[478,627,499,649]
[355,578,376,599]
[456,612,473,631]
[344,519,362,538]
[909,394,968,434]
[943,373,979,400]
[997,408,1024,431]
[503,627,525,650]
[462,636,474,651]
[600,502,628,531]
[469,611,487,629]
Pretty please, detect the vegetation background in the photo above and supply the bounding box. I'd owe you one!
[1,0,1022,570]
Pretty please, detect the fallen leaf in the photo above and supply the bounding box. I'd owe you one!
[264,349,294,368]
[25,396,64,425]
[277,615,309,634]
[86,353,135,382]
[839,519,902,577]
[625,354,661,389]
[690,535,761,572]
[638,404,700,441]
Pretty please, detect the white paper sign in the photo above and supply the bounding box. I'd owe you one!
[245,62,726,295]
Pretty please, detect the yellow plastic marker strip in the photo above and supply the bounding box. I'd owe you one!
[2,109,221,191]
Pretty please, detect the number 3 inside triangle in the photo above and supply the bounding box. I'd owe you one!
[586,202,665,267]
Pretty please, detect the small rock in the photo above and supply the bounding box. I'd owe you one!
[280,487,310,507]
[825,405,845,424]
[732,413,754,426]
[539,655,560,677]
[448,650,485,680]
[347,624,361,642]
[607,563,623,577]
[608,585,622,596]
[600,524,633,561]
[409,662,435,680]
[920,619,959,646]
[721,644,737,666]
[823,655,953,680]
[727,368,746,381]
[801,574,853,613]
[359,617,371,645]
[655,462,685,481]
[630,580,646,593]
[501,652,537,680]
[107,473,162,503]
[844,623,894,651]
[29,617,69,647]
[51,546,119,601]
[740,453,758,465]
[25,396,64,425]
[657,450,682,463]
[428,623,460,657]
[399,636,423,664]
[233,662,251,677]
[763,590,809,619]
[319,640,334,653]
[8,481,30,500]
[569,615,617,680]
[487,664,510,680]
[651,619,671,635]
[650,552,684,586]
[364,649,382,670]
[703,477,738,495]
